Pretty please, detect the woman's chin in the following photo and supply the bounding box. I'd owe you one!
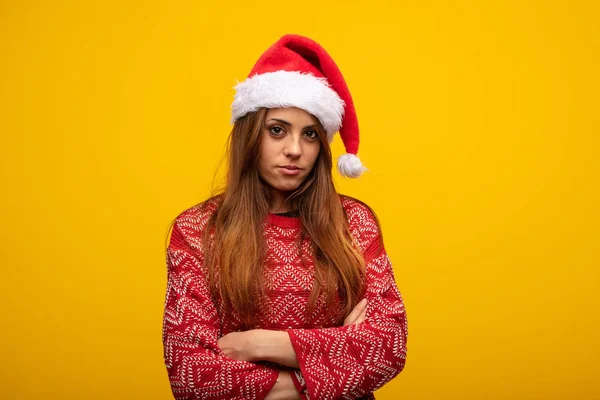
[272,183,300,192]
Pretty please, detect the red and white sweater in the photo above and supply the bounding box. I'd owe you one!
[162,196,408,400]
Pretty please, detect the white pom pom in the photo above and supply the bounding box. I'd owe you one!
[337,153,367,178]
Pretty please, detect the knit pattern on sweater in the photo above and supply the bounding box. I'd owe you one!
[162,196,408,399]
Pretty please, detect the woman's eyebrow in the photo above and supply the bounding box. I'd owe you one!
[268,118,315,129]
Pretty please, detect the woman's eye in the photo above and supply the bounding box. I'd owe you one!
[305,130,318,140]
[269,126,284,135]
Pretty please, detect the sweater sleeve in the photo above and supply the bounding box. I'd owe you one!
[162,221,279,400]
[286,206,408,400]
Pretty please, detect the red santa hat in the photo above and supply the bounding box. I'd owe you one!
[231,34,366,178]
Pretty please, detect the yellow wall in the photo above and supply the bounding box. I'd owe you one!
[1,1,598,399]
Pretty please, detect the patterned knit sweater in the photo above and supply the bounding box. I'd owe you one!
[162,195,408,400]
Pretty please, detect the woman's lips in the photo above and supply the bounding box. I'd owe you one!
[278,166,303,176]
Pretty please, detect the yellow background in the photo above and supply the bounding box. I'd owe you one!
[1,1,598,399]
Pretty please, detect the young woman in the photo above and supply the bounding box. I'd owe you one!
[162,34,408,400]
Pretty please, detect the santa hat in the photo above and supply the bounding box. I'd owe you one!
[231,34,366,178]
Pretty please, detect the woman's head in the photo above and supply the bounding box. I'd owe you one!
[258,107,321,207]
[226,106,333,211]
[231,34,366,178]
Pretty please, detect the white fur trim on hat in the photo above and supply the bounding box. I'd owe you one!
[337,153,367,178]
[231,70,345,141]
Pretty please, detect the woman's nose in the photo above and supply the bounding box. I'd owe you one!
[283,135,302,157]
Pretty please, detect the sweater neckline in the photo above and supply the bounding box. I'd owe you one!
[267,212,301,228]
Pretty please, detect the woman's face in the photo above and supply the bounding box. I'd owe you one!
[258,107,321,196]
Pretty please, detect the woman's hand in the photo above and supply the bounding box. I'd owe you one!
[219,329,300,368]
[343,298,368,326]
[217,330,258,362]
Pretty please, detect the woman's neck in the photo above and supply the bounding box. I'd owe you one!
[270,190,293,214]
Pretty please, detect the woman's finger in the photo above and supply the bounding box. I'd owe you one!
[354,302,368,324]
[343,298,367,326]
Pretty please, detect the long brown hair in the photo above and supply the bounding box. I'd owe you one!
[198,108,368,328]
